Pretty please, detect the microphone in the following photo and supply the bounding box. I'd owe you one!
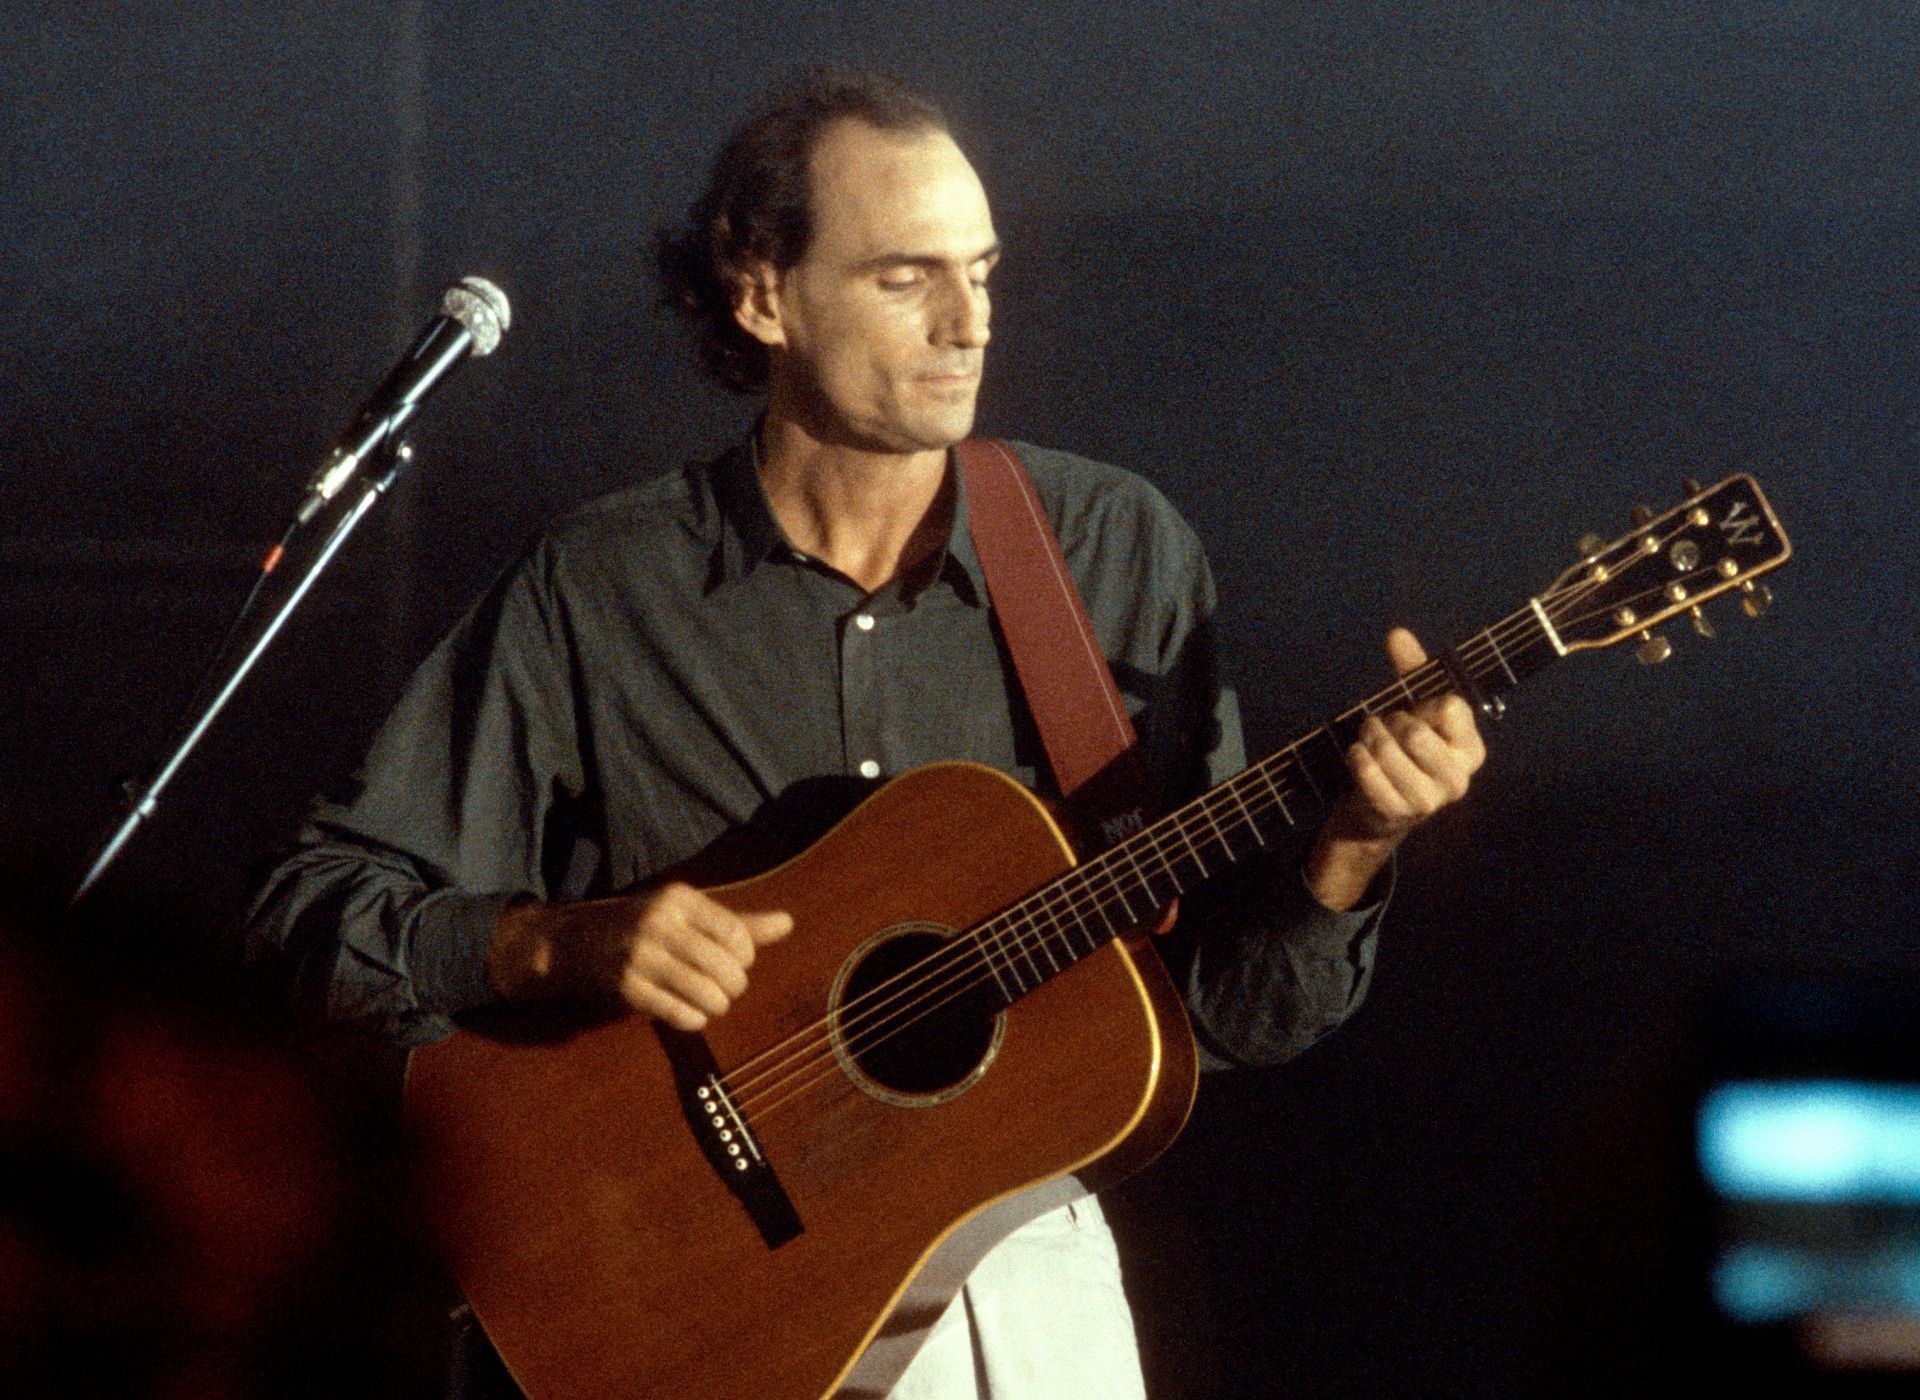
[295,275,511,525]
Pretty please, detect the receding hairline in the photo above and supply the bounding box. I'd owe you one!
[803,113,971,182]
[799,118,990,245]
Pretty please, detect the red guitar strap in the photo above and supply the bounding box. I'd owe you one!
[954,438,1175,931]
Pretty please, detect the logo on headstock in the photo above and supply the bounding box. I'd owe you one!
[1719,498,1766,550]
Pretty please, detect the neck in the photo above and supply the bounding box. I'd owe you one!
[756,413,954,595]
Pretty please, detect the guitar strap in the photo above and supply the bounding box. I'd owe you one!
[953,438,1174,931]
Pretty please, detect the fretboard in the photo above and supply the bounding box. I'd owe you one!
[961,601,1564,1007]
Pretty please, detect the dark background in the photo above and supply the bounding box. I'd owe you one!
[4,3,1915,1395]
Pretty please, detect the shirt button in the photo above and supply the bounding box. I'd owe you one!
[858,759,881,779]
[854,612,875,631]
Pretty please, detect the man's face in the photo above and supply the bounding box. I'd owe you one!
[747,120,999,454]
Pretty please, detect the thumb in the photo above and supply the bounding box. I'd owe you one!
[1385,626,1428,678]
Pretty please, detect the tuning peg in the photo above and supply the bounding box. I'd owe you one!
[1631,504,1653,526]
[1577,532,1605,557]
[1741,580,1773,617]
[1690,605,1715,638]
[1683,477,1702,497]
[1636,630,1672,664]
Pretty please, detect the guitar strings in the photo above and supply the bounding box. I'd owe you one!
[724,557,1700,1123]
[717,591,1546,1105]
[727,561,1662,1123]
[722,564,1637,1121]
[728,693,1440,1116]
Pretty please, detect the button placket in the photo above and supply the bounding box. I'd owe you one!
[840,605,883,781]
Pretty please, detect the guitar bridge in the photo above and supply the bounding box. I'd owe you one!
[663,1029,804,1249]
[696,1074,766,1169]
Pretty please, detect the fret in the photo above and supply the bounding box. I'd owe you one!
[1029,901,1065,976]
[1254,761,1296,830]
[976,918,1026,1000]
[1176,820,1211,880]
[1225,780,1267,848]
[1293,736,1326,803]
[1079,884,1119,953]
[1098,849,1144,925]
[1052,883,1096,961]
[971,599,1574,1013]
[1011,912,1047,988]
[1483,626,1519,688]
[1299,728,1353,805]
[1133,821,1187,897]
[1197,797,1232,861]
[977,932,1015,1004]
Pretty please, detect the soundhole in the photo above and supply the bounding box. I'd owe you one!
[830,924,1005,1107]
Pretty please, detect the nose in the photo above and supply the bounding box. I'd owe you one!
[934,272,990,349]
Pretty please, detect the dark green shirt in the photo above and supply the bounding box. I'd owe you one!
[248,439,1384,1061]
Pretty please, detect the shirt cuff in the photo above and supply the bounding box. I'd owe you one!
[1292,849,1395,940]
[410,888,518,1016]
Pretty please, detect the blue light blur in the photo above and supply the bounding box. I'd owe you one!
[1714,1244,1920,1324]
[1700,1081,1920,1203]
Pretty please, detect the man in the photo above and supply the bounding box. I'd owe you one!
[250,71,1483,1398]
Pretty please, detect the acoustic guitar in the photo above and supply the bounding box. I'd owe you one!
[404,475,1791,1398]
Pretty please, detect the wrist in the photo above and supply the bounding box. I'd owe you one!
[486,897,555,1001]
[1304,831,1397,912]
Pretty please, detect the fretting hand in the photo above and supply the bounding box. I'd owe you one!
[1304,627,1487,910]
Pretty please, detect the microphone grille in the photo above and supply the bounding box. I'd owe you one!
[441,276,511,356]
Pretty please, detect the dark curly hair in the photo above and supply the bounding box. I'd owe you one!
[655,70,949,394]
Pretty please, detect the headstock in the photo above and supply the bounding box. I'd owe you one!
[1538,475,1792,658]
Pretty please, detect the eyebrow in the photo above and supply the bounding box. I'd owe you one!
[852,242,1003,274]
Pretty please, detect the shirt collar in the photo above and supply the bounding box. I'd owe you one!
[709,434,787,586]
[940,454,989,608]
[708,428,988,608]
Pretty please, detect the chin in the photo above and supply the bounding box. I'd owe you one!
[860,410,976,455]
[919,400,980,447]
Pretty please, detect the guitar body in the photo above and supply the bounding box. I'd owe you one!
[404,761,1200,1400]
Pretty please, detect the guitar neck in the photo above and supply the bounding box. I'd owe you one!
[963,470,1791,1008]
[962,604,1559,1006]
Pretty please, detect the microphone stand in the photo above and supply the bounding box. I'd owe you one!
[72,439,417,904]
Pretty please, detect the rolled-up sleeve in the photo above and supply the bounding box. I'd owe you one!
[1175,856,1389,1069]
[246,545,583,1046]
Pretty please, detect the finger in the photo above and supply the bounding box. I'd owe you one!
[1419,694,1487,769]
[1361,716,1452,815]
[619,971,711,1031]
[667,886,760,965]
[1399,694,1487,782]
[683,899,792,967]
[1415,692,1475,742]
[669,921,751,1000]
[630,939,734,1019]
[1345,741,1417,827]
[1389,714,1478,802]
[1384,626,1428,678]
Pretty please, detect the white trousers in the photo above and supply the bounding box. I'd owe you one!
[886,1198,1147,1400]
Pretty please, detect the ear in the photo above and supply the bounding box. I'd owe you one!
[731,260,787,350]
